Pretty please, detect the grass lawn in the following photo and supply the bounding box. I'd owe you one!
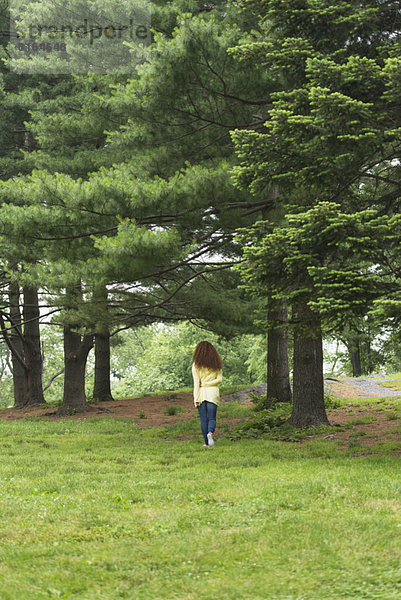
[1,403,401,599]
[377,380,401,391]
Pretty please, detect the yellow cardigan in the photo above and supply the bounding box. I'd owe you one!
[192,362,223,407]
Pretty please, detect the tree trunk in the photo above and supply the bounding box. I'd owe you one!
[57,325,94,415]
[348,338,362,377]
[288,300,329,428]
[365,339,373,374]
[22,286,45,406]
[8,281,28,408]
[93,332,114,402]
[267,299,292,404]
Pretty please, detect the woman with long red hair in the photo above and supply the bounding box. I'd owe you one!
[192,341,223,448]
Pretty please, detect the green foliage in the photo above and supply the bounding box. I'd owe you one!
[112,495,138,510]
[249,392,269,412]
[230,398,347,441]
[248,392,282,412]
[110,322,266,397]
[346,415,378,426]
[0,0,265,367]
[236,203,387,330]
[230,405,291,440]
[4,0,401,410]
[324,392,343,410]
[231,0,401,345]
[385,411,399,421]
[0,321,266,406]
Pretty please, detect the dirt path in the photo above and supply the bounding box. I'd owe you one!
[325,377,401,398]
[339,377,401,397]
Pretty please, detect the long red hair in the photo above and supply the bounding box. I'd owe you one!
[193,341,222,371]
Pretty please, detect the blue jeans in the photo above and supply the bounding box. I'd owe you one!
[197,401,217,445]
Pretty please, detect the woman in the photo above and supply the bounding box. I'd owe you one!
[192,341,223,448]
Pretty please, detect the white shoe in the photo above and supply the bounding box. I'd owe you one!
[207,432,214,447]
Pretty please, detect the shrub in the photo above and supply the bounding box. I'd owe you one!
[324,391,343,409]
[230,409,286,440]
[249,392,280,412]
[230,405,341,442]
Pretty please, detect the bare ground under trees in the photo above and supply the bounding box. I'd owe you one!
[1,378,401,453]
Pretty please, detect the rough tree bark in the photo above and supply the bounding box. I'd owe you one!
[91,284,114,402]
[4,281,46,408]
[23,286,45,405]
[267,299,292,404]
[93,331,114,402]
[8,281,28,407]
[57,325,94,416]
[365,338,373,374]
[347,337,362,377]
[288,300,329,428]
[261,190,292,405]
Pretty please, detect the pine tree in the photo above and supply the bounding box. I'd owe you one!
[0,5,56,407]
[1,0,293,413]
[231,0,401,426]
[92,5,292,399]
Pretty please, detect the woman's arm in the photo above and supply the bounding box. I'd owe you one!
[202,370,222,387]
[192,363,201,406]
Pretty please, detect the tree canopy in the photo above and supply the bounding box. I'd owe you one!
[0,0,400,421]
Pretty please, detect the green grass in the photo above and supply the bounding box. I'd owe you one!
[386,411,401,421]
[377,380,401,391]
[1,414,401,599]
[346,415,378,426]
[383,372,401,380]
[342,395,401,408]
